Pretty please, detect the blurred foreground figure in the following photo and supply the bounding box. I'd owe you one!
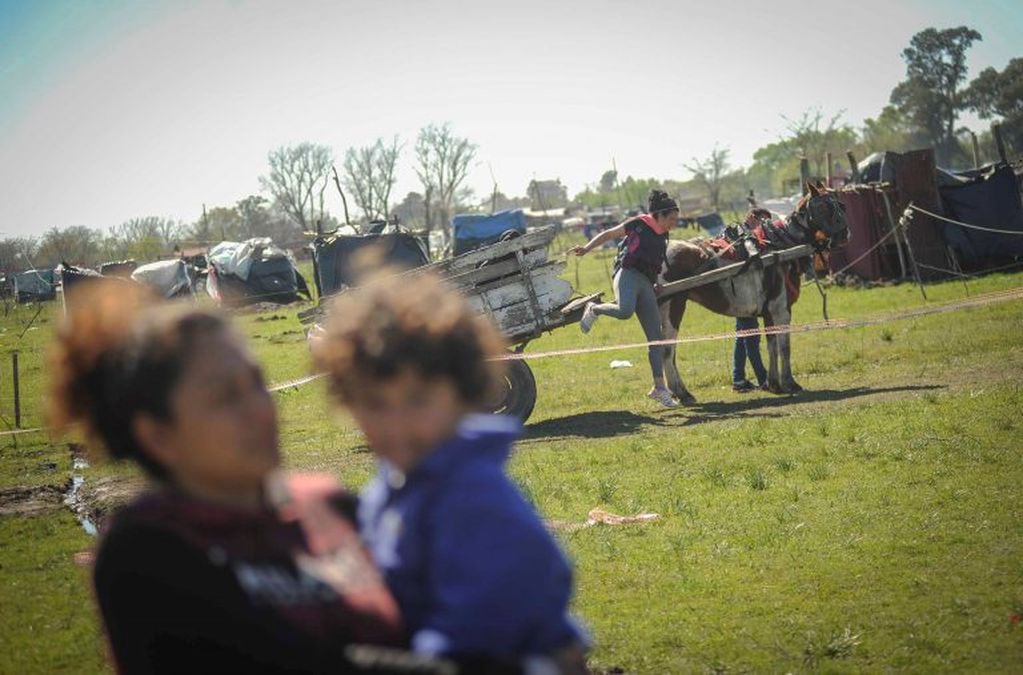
[49,281,408,674]
[313,271,589,674]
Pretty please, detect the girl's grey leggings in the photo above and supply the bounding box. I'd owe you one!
[592,267,664,379]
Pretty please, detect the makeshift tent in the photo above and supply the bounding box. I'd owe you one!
[206,238,309,305]
[311,227,429,298]
[132,260,194,299]
[846,149,950,279]
[99,260,137,278]
[58,263,101,295]
[938,163,1023,265]
[13,269,55,303]
[451,210,526,255]
[695,213,726,237]
[828,187,905,280]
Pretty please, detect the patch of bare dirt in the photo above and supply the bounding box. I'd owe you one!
[79,475,146,527]
[0,483,66,516]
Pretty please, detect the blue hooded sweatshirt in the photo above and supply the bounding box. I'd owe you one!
[358,413,585,658]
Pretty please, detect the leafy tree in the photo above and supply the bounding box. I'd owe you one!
[36,226,101,267]
[415,123,478,237]
[0,238,38,273]
[860,105,929,154]
[965,57,1023,155]
[260,143,333,231]
[890,26,982,166]
[598,169,617,193]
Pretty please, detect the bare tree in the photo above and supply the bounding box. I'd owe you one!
[260,143,334,231]
[781,109,855,178]
[684,145,731,212]
[415,123,478,240]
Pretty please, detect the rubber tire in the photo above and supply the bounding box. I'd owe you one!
[491,358,537,423]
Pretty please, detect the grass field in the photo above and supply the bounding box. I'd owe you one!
[1,235,1022,673]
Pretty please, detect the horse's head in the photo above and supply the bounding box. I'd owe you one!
[796,181,849,248]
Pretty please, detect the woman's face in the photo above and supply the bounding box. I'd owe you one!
[140,329,280,504]
[657,210,680,231]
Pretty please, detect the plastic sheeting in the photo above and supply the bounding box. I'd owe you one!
[827,188,903,280]
[312,229,429,298]
[939,164,1023,264]
[13,269,55,303]
[451,210,527,255]
[132,259,194,298]
[207,238,309,305]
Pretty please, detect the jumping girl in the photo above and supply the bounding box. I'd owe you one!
[569,189,680,407]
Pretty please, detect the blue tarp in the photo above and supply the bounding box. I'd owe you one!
[938,164,1023,264]
[452,210,526,255]
[695,212,726,237]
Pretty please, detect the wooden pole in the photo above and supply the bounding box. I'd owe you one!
[992,123,1009,165]
[898,203,928,301]
[846,151,861,183]
[799,156,811,195]
[12,352,20,429]
[825,151,833,187]
[968,130,980,169]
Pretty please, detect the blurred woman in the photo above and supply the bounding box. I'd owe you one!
[49,281,403,674]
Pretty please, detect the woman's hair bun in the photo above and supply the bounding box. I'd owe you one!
[648,189,679,215]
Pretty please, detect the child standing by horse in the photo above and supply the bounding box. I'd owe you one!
[313,271,588,673]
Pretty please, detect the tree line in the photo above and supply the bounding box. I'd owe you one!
[6,26,1019,271]
[577,26,1020,216]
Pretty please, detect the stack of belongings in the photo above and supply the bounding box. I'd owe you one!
[132,260,195,299]
[206,238,310,306]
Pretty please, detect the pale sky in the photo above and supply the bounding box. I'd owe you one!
[1,0,1020,237]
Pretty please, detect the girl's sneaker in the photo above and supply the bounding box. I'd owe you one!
[580,302,597,333]
[648,387,678,408]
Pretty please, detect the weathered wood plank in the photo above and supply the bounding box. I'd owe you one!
[659,245,812,298]
[429,227,557,275]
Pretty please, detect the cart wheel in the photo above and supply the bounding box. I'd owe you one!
[490,358,537,423]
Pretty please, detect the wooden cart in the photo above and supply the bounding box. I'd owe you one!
[300,228,813,421]
[299,226,600,422]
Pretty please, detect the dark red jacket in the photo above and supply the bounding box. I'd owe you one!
[93,474,403,674]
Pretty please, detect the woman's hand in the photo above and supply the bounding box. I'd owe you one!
[568,245,589,257]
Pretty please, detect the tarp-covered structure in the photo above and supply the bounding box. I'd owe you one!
[937,163,1023,265]
[828,187,906,280]
[452,210,526,256]
[132,259,194,299]
[207,238,309,305]
[14,269,56,303]
[311,227,429,299]
[837,148,953,280]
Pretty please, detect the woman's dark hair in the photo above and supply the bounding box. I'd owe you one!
[648,189,679,216]
[312,270,507,406]
[48,280,231,479]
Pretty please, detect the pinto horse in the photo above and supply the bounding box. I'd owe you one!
[659,182,848,403]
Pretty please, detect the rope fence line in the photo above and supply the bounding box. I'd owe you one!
[908,203,1023,236]
[499,285,1023,362]
[1,285,1021,439]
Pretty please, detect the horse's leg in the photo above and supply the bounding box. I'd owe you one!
[660,295,696,405]
[777,306,802,393]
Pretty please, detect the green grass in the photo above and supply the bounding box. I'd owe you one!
[1,237,1022,673]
